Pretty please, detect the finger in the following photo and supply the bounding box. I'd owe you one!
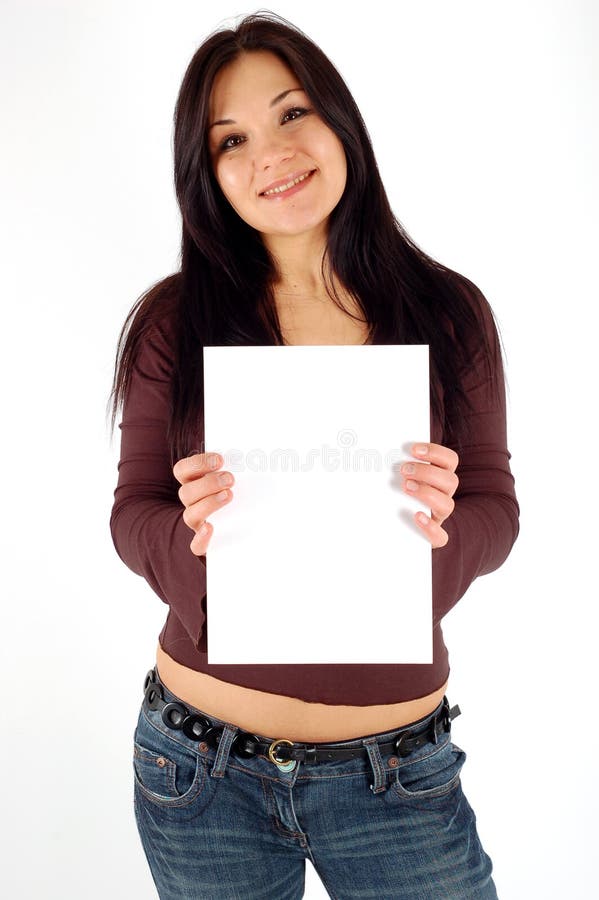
[190,520,212,556]
[411,443,459,473]
[178,468,235,508]
[181,487,233,531]
[405,482,455,523]
[173,452,222,485]
[415,511,449,549]
[401,461,459,497]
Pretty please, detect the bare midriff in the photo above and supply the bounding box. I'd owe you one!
[156,643,449,742]
[153,303,448,743]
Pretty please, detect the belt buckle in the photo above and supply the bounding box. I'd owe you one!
[268,738,296,772]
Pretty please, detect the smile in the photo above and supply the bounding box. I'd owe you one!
[260,169,317,198]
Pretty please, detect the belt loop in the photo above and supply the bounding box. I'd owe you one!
[209,723,238,779]
[362,736,388,794]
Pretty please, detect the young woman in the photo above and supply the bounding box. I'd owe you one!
[109,12,519,899]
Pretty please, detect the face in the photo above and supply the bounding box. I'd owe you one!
[207,50,347,247]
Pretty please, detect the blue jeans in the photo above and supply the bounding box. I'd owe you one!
[133,668,498,899]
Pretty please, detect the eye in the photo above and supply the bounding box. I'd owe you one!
[281,106,310,123]
[218,134,244,152]
[216,107,311,153]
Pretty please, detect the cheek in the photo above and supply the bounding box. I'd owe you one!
[215,162,247,205]
[317,132,347,188]
[214,163,261,227]
[327,142,347,194]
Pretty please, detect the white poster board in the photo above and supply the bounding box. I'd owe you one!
[202,344,431,664]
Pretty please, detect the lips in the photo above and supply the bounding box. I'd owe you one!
[259,168,317,196]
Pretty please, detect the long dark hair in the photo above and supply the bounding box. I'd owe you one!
[107,10,504,467]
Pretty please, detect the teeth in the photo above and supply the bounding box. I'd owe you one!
[263,171,312,195]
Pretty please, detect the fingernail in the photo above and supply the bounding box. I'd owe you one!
[199,522,209,536]
[406,479,418,492]
[402,463,415,475]
[417,512,429,525]
[207,454,220,468]
[414,445,428,457]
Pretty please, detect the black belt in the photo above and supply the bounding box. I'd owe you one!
[142,668,461,766]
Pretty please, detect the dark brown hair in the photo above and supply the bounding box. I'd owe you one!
[107,10,503,466]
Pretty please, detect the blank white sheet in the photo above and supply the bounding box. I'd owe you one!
[202,344,431,664]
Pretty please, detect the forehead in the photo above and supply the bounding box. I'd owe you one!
[209,50,300,117]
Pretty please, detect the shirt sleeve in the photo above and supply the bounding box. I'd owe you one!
[431,289,520,626]
[109,317,207,647]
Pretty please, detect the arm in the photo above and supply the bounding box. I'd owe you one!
[109,317,207,646]
[431,291,520,626]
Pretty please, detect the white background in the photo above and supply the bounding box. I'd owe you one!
[2,1,596,897]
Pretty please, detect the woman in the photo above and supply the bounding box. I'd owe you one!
[108,11,519,899]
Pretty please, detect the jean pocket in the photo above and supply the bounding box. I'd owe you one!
[133,709,211,809]
[389,737,467,802]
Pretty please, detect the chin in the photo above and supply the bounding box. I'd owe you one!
[264,211,333,235]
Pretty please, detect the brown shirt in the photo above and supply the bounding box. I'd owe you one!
[109,295,519,705]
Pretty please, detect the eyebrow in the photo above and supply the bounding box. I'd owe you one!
[208,88,304,131]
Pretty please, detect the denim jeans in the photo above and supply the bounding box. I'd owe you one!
[133,667,498,899]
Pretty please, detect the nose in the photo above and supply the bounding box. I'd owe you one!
[253,131,295,171]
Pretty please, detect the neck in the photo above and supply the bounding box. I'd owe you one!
[263,228,331,297]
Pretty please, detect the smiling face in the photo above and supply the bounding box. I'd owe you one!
[207,50,347,249]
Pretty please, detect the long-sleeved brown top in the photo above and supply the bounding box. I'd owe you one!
[109,290,519,705]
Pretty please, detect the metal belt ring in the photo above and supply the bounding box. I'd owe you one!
[143,669,155,694]
[232,731,261,759]
[203,725,224,749]
[181,713,211,740]
[161,701,187,729]
[144,683,164,710]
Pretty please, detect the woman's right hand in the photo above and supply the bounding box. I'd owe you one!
[172,452,234,556]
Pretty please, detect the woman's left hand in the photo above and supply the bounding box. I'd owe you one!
[401,443,459,548]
